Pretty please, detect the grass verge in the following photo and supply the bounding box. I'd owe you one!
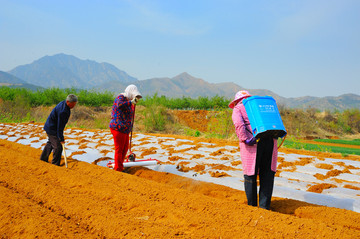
[283,138,360,156]
[314,138,360,146]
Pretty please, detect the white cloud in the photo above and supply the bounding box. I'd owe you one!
[274,0,353,42]
[117,0,211,36]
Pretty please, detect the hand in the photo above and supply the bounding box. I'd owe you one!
[131,98,138,105]
[245,137,256,146]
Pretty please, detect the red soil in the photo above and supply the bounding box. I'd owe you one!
[1,139,360,238]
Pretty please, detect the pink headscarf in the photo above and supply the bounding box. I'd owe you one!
[228,90,251,109]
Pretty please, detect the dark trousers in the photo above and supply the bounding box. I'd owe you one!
[40,134,63,166]
[244,137,275,210]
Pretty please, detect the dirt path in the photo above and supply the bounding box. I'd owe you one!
[1,139,360,238]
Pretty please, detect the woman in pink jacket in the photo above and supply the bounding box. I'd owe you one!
[229,91,278,210]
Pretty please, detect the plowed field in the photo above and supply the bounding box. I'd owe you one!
[1,139,360,238]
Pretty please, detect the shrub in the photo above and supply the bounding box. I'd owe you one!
[207,110,233,139]
[0,95,32,122]
[143,105,167,132]
[341,109,360,132]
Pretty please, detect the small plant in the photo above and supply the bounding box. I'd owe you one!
[185,128,201,137]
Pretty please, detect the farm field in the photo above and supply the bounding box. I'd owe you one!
[1,122,360,238]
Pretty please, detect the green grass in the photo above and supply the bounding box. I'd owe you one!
[283,138,360,156]
[314,138,360,146]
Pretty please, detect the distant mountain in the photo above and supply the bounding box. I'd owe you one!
[8,53,138,89]
[282,94,360,110]
[97,72,251,98]
[138,72,247,97]
[138,73,288,105]
[0,71,42,90]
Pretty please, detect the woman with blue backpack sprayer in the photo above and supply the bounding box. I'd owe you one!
[229,90,278,210]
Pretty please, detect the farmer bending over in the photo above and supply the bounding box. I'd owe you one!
[40,94,78,166]
[230,91,278,210]
[109,85,142,172]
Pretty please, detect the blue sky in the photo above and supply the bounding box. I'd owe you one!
[1,0,359,97]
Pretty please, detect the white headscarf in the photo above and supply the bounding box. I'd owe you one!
[120,84,142,100]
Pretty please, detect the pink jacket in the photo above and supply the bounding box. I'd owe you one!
[232,102,278,176]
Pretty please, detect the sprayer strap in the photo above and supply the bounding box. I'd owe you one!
[241,114,253,135]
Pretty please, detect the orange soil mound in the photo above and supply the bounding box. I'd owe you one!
[307,183,337,193]
[1,139,360,238]
[315,163,334,170]
[209,171,231,177]
[171,110,209,132]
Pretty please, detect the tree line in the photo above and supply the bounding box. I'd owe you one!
[0,87,230,109]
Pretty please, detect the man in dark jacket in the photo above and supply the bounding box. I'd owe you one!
[40,94,78,166]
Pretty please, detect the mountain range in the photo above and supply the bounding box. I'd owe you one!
[1,53,359,110]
